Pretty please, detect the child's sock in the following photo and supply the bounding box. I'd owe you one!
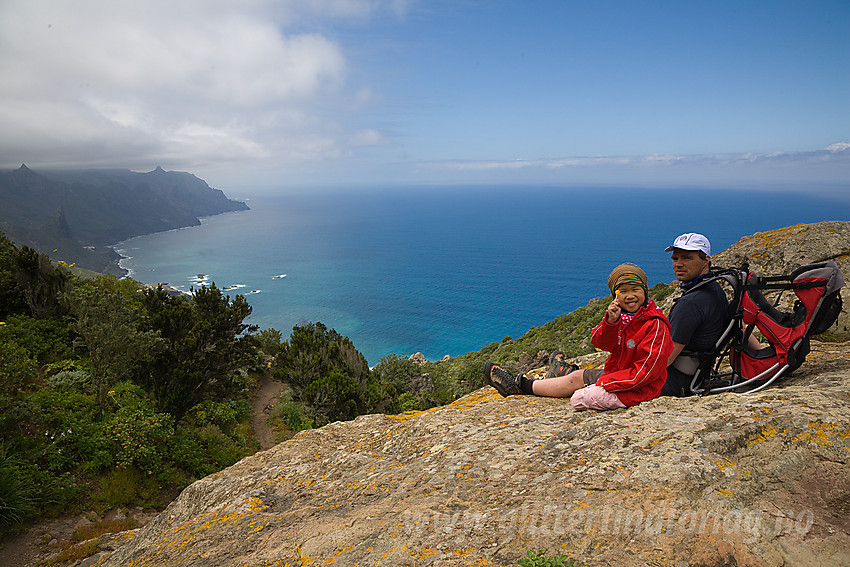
[520,376,535,395]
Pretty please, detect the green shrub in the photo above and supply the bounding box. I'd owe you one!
[183,399,245,431]
[93,467,164,510]
[26,387,103,472]
[649,281,675,302]
[0,339,38,391]
[106,406,174,471]
[0,444,38,529]
[169,422,253,481]
[256,328,283,357]
[517,549,574,567]
[394,392,422,413]
[0,314,72,363]
[274,391,314,434]
[47,369,94,394]
[276,322,378,425]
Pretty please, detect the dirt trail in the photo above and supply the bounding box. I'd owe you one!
[250,372,287,450]
[1,374,286,566]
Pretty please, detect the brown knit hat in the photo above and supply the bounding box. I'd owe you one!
[607,263,648,298]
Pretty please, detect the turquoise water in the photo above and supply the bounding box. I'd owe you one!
[116,184,849,364]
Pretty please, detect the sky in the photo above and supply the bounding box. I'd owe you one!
[0,0,848,191]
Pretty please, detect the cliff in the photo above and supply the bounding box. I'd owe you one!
[89,222,849,567]
[0,165,248,274]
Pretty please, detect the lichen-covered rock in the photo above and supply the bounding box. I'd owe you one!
[711,221,850,339]
[94,341,849,567]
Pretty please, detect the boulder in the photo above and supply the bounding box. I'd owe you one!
[711,221,850,339]
[410,352,427,365]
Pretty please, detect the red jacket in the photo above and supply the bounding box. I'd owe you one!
[590,300,673,407]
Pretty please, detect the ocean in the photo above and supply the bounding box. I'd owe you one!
[115,184,850,365]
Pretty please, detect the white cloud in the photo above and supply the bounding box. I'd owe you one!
[419,145,850,186]
[0,0,403,171]
[350,128,388,147]
[430,145,850,171]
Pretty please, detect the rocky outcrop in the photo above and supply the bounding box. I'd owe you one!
[92,341,849,567]
[89,223,850,567]
[711,221,850,339]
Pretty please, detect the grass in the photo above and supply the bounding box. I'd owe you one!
[517,549,575,566]
[42,516,138,566]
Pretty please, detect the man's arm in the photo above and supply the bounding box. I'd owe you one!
[667,341,686,366]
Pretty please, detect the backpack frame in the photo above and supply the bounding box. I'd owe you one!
[685,261,844,395]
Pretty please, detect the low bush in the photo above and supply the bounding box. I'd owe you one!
[517,549,574,567]
[273,391,314,435]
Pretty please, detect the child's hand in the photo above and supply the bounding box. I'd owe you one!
[606,299,621,323]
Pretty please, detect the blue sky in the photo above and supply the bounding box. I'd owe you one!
[0,0,847,190]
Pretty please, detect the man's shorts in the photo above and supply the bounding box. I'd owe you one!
[582,368,603,386]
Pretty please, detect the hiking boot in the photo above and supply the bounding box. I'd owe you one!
[483,361,522,397]
[545,350,569,378]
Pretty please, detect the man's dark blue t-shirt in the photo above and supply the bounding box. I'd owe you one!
[662,276,729,396]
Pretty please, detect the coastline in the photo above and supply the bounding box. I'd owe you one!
[110,208,251,280]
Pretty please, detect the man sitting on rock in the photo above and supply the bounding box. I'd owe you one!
[660,233,730,396]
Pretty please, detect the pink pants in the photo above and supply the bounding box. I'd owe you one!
[570,385,627,411]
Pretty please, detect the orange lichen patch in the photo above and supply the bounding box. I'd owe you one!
[320,545,356,566]
[735,224,806,261]
[386,389,492,423]
[793,421,850,448]
[387,409,430,422]
[244,496,270,513]
[114,495,284,566]
[410,545,441,559]
[244,519,270,535]
[747,426,785,446]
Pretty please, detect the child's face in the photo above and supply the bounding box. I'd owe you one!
[616,284,645,313]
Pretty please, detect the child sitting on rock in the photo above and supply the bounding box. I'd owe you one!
[483,263,673,411]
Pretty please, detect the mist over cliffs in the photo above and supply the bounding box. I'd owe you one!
[0,165,248,274]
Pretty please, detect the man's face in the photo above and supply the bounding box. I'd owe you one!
[670,248,710,282]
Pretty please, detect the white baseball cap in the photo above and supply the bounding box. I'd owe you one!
[665,233,711,255]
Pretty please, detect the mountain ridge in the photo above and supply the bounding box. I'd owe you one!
[0,165,248,274]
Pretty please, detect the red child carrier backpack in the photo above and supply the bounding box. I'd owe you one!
[689,261,844,395]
